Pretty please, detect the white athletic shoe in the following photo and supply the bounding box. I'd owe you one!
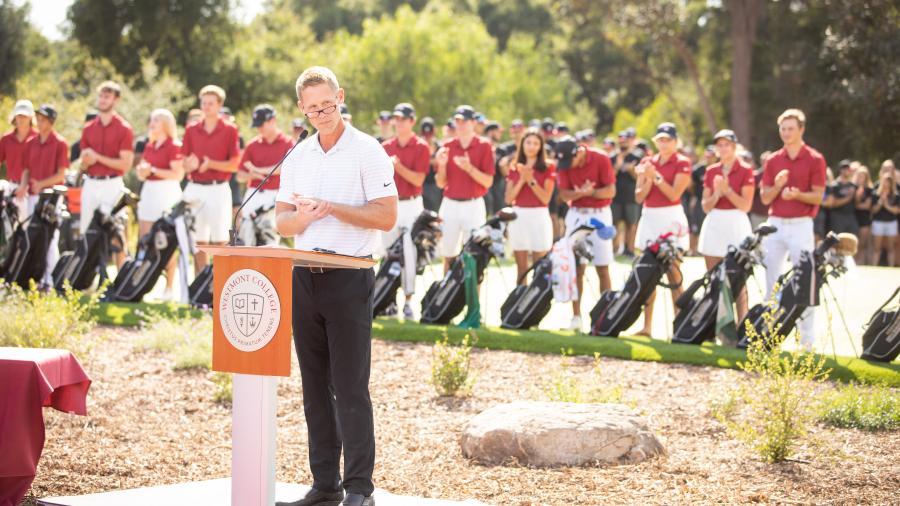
[568,315,583,333]
[402,303,414,319]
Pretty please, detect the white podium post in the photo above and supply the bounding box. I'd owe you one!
[232,374,278,505]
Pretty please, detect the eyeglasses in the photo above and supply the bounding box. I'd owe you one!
[304,104,338,119]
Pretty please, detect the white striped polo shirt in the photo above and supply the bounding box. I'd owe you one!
[275,122,397,256]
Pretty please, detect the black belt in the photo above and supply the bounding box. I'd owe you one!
[190,180,227,186]
[85,174,121,180]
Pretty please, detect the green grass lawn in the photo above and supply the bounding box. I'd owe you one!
[92,301,900,387]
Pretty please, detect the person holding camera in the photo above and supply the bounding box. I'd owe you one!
[871,159,900,266]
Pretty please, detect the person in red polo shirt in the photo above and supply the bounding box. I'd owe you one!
[235,104,292,245]
[135,108,184,299]
[760,109,827,349]
[1,100,37,221]
[79,80,134,267]
[181,85,241,272]
[634,122,692,337]
[434,104,495,272]
[555,135,616,332]
[698,129,755,323]
[380,102,431,318]
[22,104,68,286]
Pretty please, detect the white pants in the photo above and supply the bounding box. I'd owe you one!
[563,206,614,266]
[762,216,816,349]
[80,177,125,234]
[183,181,232,243]
[381,196,424,253]
[698,209,753,257]
[138,180,183,222]
[438,197,486,257]
[508,206,554,252]
[240,187,279,219]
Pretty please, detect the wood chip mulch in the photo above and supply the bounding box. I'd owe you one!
[24,327,900,505]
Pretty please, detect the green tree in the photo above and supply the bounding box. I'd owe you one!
[0,0,29,95]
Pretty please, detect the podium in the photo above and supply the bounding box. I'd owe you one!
[199,246,376,506]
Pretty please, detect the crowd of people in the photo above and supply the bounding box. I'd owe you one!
[2,80,899,346]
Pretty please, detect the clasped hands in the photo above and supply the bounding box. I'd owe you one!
[292,193,333,221]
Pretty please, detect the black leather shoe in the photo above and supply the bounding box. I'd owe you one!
[276,487,344,506]
[341,493,375,506]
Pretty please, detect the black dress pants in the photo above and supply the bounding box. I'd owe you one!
[292,266,375,496]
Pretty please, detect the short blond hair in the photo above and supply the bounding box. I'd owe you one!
[295,66,340,99]
[97,80,122,97]
[199,85,226,104]
[777,108,806,128]
[150,108,179,143]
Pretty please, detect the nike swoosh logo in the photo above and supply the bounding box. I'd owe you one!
[383,182,392,187]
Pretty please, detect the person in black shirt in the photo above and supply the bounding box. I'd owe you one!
[688,146,716,255]
[68,112,98,164]
[611,128,642,257]
[871,160,900,266]
[824,159,859,236]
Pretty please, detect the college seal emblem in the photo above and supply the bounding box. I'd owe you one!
[218,269,281,352]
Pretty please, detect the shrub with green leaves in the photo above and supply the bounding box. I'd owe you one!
[0,282,99,353]
[712,304,830,463]
[136,311,213,370]
[431,333,476,397]
[210,371,233,406]
[819,383,900,431]
[541,350,623,404]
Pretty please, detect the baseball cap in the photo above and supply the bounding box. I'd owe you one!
[251,104,276,127]
[602,136,616,146]
[553,135,579,169]
[35,104,58,122]
[555,122,569,133]
[453,105,476,121]
[652,122,678,140]
[10,99,34,125]
[392,103,415,119]
[704,144,716,153]
[484,121,500,134]
[378,110,392,121]
[474,112,486,123]
[528,118,541,128]
[541,117,555,131]
[838,159,852,169]
[220,106,233,117]
[446,118,456,129]
[713,129,738,144]
[582,129,596,140]
[85,111,98,122]
[292,118,306,129]
[420,116,435,134]
[510,119,524,128]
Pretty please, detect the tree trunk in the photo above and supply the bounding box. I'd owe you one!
[727,0,763,149]
[670,37,719,136]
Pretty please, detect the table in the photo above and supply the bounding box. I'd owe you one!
[0,348,91,506]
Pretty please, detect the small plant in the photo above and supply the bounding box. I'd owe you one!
[136,310,213,370]
[712,302,830,463]
[541,350,623,404]
[210,372,233,405]
[0,281,99,353]
[431,333,476,397]
[819,383,900,431]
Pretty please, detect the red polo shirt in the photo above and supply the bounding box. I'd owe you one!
[23,131,69,194]
[141,137,183,181]
[382,134,431,198]
[642,152,692,207]
[703,160,755,210]
[238,132,292,190]
[80,113,134,177]
[762,144,827,218]
[442,135,495,200]
[507,162,557,208]
[0,128,37,182]
[181,119,241,183]
[557,149,615,208]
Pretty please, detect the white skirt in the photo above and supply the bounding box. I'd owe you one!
[698,208,753,257]
[635,204,690,251]
[138,179,183,222]
[508,206,554,252]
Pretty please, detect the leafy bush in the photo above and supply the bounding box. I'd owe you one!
[136,311,213,370]
[712,305,830,463]
[0,282,99,353]
[431,333,476,397]
[210,372,233,406]
[819,383,900,431]
[541,350,623,404]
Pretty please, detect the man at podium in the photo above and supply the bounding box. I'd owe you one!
[274,66,398,506]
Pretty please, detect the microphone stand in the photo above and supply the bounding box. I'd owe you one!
[229,129,308,246]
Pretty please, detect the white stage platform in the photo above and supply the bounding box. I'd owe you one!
[38,478,488,506]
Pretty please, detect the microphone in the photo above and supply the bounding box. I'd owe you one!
[229,129,309,246]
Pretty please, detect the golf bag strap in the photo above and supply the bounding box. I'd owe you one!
[657,263,684,290]
[867,286,900,325]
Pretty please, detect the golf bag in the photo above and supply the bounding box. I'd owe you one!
[188,264,213,307]
[589,233,683,337]
[0,181,21,264]
[420,208,516,324]
[0,186,67,288]
[57,173,82,254]
[499,224,604,330]
[737,232,855,348]
[236,204,279,246]
[372,210,442,316]
[105,201,193,302]
[860,286,900,363]
[52,189,137,291]
[671,224,776,345]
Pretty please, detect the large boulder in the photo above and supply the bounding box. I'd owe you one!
[460,401,664,467]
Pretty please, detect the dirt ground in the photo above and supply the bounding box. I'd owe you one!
[25,327,900,505]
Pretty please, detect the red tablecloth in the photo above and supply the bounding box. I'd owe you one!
[0,347,91,506]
